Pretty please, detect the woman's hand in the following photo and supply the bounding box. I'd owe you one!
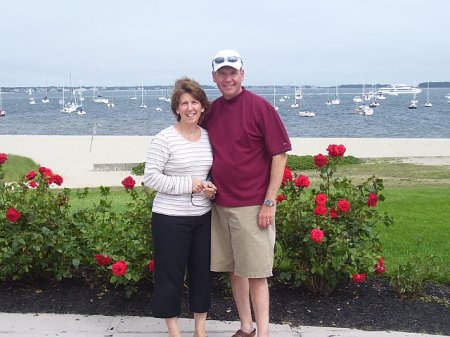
[202,181,217,199]
[192,178,204,193]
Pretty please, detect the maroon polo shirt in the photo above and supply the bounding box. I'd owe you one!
[203,88,291,207]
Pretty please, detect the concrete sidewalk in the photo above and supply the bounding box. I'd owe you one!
[0,313,446,337]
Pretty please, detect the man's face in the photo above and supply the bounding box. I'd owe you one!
[212,66,244,100]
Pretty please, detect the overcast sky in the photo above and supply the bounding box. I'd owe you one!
[1,0,449,87]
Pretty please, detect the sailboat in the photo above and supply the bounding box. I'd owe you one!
[28,88,36,105]
[272,85,278,111]
[424,82,432,107]
[291,86,300,108]
[408,93,418,109]
[130,87,138,100]
[331,84,340,105]
[93,87,109,104]
[42,75,50,103]
[139,85,147,108]
[0,87,6,117]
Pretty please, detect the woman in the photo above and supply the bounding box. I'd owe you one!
[144,77,216,337]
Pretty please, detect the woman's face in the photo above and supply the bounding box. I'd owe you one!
[177,92,203,126]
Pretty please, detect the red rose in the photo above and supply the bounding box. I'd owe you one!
[111,260,127,276]
[352,273,366,283]
[276,194,287,203]
[294,175,310,188]
[374,265,385,274]
[0,153,7,164]
[6,207,21,223]
[282,166,293,185]
[28,181,38,188]
[148,259,155,272]
[39,167,53,181]
[310,228,324,243]
[95,254,111,266]
[26,170,37,180]
[326,144,346,157]
[315,193,327,205]
[52,174,64,186]
[377,257,385,266]
[337,199,350,213]
[121,176,136,190]
[314,205,328,216]
[330,208,338,219]
[367,192,378,207]
[314,154,328,168]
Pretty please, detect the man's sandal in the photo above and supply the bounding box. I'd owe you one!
[231,328,256,337]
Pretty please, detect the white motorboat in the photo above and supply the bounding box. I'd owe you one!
[352,96,363,103]
[354,104,373,116]
[378,84,422,95]
[41,96,50,103]
[155,106,162,112]
[298,111,315,117]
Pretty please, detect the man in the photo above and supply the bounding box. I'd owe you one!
[202,49,291,337]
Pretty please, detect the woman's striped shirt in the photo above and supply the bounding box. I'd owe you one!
[144,125,213,216]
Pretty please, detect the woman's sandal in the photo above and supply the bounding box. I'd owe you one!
[231,328,256,337]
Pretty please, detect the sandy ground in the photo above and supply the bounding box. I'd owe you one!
[1,135,450,188]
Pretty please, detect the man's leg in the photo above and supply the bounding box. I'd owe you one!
[230,272,254,334]
[249,277,269,337]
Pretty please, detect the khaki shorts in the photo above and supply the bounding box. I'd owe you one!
[210,204,276,278]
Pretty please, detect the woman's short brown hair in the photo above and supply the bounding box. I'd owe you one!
[170,77,210,122]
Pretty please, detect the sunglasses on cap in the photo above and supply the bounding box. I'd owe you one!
[212,56,243,67]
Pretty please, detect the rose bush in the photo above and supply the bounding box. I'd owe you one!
[72,178,155,296]
[275,144,393,296]
[1,155,155,296]
[0,157,81,281]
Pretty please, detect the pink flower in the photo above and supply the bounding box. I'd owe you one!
[111,260,127,276]
[352,273,366,283]
[95,254,111,266]
[310,228,324,243]
[367,192,379,207]
[6,207,21,223]
[148,259,155,272]
[337,199,350,213]
[315,193,327,205]
[121,176,136,190]
[314,154,328,168]
[294,175,310,188]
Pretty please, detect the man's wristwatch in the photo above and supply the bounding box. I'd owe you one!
[263,199,275,207]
